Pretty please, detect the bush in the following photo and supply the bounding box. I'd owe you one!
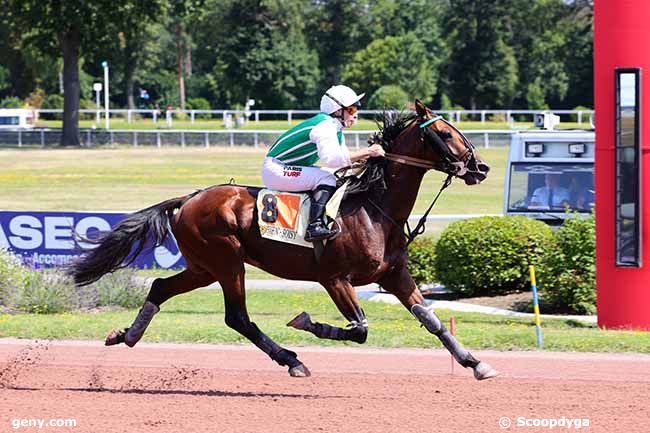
[571,105,593,123]
[407,237,437,286]
[0,249,30,306]
[93,268,147,309]
[1,249,146,313]
[540,213,595,314]
[186,97,211,119]
[186,97,211,111]
[367,85,409,110]
[1,96,22,109]
[41,94,64,109]
[11,270,76,314]
[434,216,557,297]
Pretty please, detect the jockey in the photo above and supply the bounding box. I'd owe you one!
[262,85,385,242]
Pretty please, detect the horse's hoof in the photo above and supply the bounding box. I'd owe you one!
[288,364,311,377]
[123,328,141,348]
[105,329,126,346]
[473,361,499,380]
[286,312,312,330]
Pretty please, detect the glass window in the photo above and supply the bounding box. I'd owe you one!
[0,116,19,125]
[615,69,642,267]
[507,163,594,212]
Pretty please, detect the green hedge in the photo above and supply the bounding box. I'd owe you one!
[540,213,595,314]
[407,237,437,286]
[434,216,557,296]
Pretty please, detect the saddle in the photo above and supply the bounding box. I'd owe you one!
[257,183,347,249]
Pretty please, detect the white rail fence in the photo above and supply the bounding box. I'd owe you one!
[33,108,595,126]
[0,129,517,149]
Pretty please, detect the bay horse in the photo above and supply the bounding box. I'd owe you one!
[68,100,497,380]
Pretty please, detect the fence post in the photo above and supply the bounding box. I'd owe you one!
[18,130,22,147]
[506,110,512,126]
[153,110,158,124]
[133,131,138,148]
[456,110,461,123]
[230,132,234,146]
[87,130,91,147]
[577,111,582,125]
[255,110,260,123]
[288,110,292,124]
[191,110,195,123]
[355,133,360,149]
[127,110,132,123]
[40,129,45,148]
[254,132,259,148]
[484,132,490,149]
[156,132,161,148]
[205,132,210,148]
[181,131,185,148]
[481,111,486,123]
[110,131,114,146]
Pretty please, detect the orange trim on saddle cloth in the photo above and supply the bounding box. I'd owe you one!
[271,193,300,229]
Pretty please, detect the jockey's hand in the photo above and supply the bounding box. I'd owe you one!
[349,144,385,163]
[366,144,385,158]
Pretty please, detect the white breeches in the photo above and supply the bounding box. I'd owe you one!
[261,157,336,192]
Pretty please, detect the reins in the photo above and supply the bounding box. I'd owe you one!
[366,172,453,247]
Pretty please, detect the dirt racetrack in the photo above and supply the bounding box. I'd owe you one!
[1,338,649,433]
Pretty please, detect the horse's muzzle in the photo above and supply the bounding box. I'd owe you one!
[462,158,490,185]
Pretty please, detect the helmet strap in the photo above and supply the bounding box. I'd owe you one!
[325,92,346,112]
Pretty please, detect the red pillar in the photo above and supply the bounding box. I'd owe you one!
[595,1,650,329]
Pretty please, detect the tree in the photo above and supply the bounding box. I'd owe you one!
[209,0,320,108]
[112,2,166,109]
[341,33,439,103]
[443,0,519,109]
[9,1,164,145]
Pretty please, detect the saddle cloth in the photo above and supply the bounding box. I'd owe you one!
[257,182,347,248]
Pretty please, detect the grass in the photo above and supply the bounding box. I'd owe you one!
[0,146,507,215]
[0,289,647,352]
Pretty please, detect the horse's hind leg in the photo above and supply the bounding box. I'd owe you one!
[287,278,368,344]
[379,266,498,380]
[219,264,311,377]
[106,269,215,347]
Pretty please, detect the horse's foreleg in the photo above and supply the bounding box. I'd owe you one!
[105,269,214,347]
[220,267,310,377]
[287,278,368,344]
[379,266,498,380]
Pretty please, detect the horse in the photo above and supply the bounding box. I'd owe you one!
[68,100,497,380]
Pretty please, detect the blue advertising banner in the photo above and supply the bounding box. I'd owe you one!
[0,210,185,269]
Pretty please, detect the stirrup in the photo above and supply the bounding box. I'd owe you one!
[305,222,338,242]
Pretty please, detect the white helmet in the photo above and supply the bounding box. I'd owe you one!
[320,85,365,114]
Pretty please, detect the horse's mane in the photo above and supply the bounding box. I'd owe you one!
[337,110,416,200]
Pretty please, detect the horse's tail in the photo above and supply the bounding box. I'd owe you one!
[67,193,195,286]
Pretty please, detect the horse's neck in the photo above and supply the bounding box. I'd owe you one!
[379,163,426,224]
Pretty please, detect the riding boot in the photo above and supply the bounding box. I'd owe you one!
[305,185,338,242]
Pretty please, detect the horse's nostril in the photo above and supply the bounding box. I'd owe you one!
[477,161,490,173]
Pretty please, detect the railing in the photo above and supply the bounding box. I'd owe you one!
[0,129,516,149]
[33,108,595,126]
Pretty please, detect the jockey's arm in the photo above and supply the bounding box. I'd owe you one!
[311,121,385,169]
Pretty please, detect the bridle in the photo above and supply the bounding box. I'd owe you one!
[384,115,478,177]
[366,114,483,245]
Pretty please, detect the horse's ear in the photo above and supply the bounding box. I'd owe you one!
[415,99,428,118]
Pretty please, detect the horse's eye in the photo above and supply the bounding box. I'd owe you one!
[439,132,452,140]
